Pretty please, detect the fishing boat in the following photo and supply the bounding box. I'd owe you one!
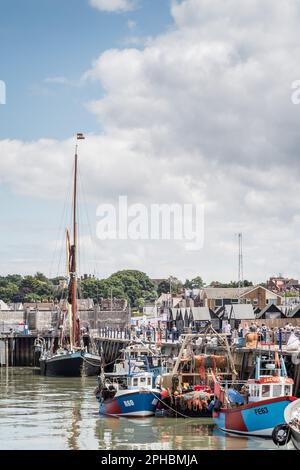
[106,342,167,387]
[38,134,102,377]
[95,355,161,417]
[213,353,297,437]
[159,331,232,418]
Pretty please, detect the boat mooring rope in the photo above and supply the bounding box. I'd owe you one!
[149,389,195,419]
[81,351,123,369]
[81,356,102,368]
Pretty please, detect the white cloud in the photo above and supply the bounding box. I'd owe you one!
[2,0,300,282]
[89,0,137,13]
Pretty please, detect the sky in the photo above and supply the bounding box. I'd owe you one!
[1,0,300,284]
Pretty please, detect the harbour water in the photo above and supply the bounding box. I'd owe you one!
[0,368,292,451]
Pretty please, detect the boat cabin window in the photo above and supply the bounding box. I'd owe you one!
[140,377,146,384]
[261,385,270,398]
[147,377,151,386]
[252,385,259,397]
[272,385,282,397]
[133,378,138,386]
[284,385,293,396]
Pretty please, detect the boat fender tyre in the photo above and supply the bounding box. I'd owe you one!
[213,398,222,412]
[272,424,291,446]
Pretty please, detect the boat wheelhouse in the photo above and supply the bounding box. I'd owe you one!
[105,343,168,387]
[246,355,294,403]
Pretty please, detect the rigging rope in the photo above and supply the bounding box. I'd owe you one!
[149,389,196,419]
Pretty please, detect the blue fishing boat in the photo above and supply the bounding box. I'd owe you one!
[97,373,160,417]
[213,353,297,437]
[105,343,167,387]
[95,354,161,417]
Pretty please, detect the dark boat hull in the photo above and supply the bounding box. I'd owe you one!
[40,351,102,377]
[40,352,83,377]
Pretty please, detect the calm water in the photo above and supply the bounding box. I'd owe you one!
[0,368,292,450]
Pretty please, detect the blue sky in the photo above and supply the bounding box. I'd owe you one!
[0,0,176,278]
[0,0,173,140]
[0,0,171,274]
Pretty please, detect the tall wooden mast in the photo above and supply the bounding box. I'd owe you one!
[71,144,78,348]
[69,133,85,349]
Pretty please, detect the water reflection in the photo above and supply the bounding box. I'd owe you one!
[95,417,206,450]
[0,368,291,450]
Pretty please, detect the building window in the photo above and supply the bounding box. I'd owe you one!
[215,299,223,307]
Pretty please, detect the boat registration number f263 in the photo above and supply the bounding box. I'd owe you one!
[254,407,269,415]
[123,400,134,407]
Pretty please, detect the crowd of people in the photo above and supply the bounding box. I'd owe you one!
[223,321,300,347]
[132,322,179,343]
[131,319,300,348]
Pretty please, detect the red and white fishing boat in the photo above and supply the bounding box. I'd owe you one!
[213,353,297,437]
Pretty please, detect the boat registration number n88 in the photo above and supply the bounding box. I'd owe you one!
[254,407,269,415]
[123,400,134,407]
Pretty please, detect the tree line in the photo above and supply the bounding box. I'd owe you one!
[0,271,253,308]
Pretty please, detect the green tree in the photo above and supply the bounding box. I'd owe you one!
[209,280,253,288]
[243,280,253,287]
[183,279,192,289]
[157,277,183,295]
[188,276,205,289]
[35,280,54,299]
[0,270,160,307]
[107,270,157,308]
[0,283,19,303]
[50,276,66,286]
[23,293,41,303]
[34,272,48,282]
[136,297,145,309]
[5,275,23,286]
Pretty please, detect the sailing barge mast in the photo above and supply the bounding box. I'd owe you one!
[68,138,81,351]
[37,133,102,376]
